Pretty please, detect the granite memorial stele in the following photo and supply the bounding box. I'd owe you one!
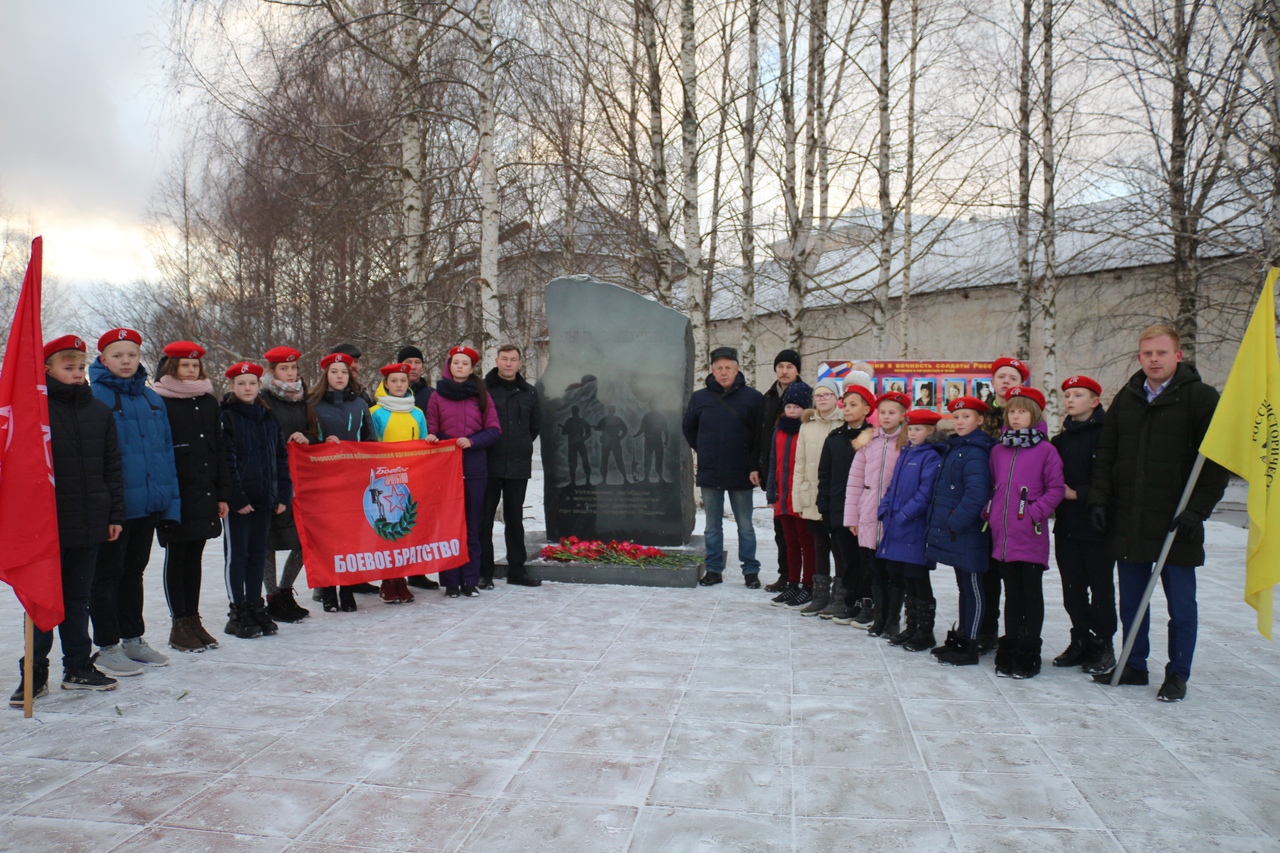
[537,276,695,546]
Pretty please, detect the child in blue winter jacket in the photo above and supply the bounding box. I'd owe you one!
[925,395,995,666]
[877,409,947,652]
[89,328,181,677]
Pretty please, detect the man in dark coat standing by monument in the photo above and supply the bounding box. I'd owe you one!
[684,347,764,587]
[1089,324,1228,702]
[754,349,801,591]
[482,345,543,587]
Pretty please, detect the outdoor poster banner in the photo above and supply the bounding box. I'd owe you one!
[819,360,995,416]
[288,439,468,587]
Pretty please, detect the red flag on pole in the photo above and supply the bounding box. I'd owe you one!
[0,238,63,632]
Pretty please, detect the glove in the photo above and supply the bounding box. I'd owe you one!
[1169,509,1204,538]
[1089,505,1107,533]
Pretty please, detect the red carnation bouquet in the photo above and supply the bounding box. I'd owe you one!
[538,537,690,566]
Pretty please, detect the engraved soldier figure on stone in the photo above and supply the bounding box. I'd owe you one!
[633,408,669,483]
[594,405,632,484]
[560,405,593,486]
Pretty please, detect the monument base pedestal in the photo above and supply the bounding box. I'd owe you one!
[493,532,705,588]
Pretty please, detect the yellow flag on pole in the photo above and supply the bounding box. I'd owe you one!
[1200,267,1280,639]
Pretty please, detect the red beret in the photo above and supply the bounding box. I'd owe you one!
[877,391,911,410]
[163,340,206,359]
[44,334,87,361]
[842,384,877,408]
[448,345,480,365]
[225,361,264,379]
[991,356,1030,381]
[320,352,352,371]
[1006,386,1046,409]
[948,396,989,415]
[380,362,411,377]
[907,409,943,426]
[263,346,301,363]
[98,328,143,352]
[1061,375,1102,395]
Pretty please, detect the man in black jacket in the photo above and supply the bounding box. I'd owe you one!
[683,347,764,587]
[754,349,800,591]
[398,345,434,412]
[12,336,125,706]
[1089,325,1229,702]
[482,345,542,587]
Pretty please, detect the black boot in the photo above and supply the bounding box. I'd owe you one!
[903,599,937,652]
[1012,636,1042,679]
[993,635,1015,677]
[886,591,910,644]
[9,659,50,708]
[338,587,358,612]
[507,566,542,587]
[1052,632,1090,667]
[267,592,304,623]
[246,598,278,636]
[225,603,263,639]
[866,584,889,636]
[407,574,440,590]
[1080,636,1116,674]
[478,571,495,591]
[764,575,789,593]
[937,634,980,666]
[932,626,960,658]
[889,596,915,646]
[320,587,340,613]
[699,571,724,587]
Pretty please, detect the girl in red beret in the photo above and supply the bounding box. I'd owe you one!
[153,342,232,651]
[425,346,501,598]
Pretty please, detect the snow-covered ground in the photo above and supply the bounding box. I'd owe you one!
[2,455,1279,851]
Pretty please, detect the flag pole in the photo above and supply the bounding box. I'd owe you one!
[1111,453,1207,685]
[23,614,34,718]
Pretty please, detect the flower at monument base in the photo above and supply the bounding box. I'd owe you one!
[539,537,676,565]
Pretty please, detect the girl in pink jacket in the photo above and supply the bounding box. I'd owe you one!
[844,391,909,636]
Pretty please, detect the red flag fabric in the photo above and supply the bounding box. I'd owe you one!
[288,439,469,587]
[0,238,64,631]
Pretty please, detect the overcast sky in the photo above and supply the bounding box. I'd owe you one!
[0,2,173,289]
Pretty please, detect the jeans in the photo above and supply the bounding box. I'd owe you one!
[482,477,530,578]
[701,488,759,576]
[1117,560,1197,679]
[91,514,158,646]
[33,545,99,673]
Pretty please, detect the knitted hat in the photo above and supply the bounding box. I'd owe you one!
[1061,375,1102,395]
[780,379,812,409]
[773,349,801,370]
[1006,386,1046,409]
[710,346,739,363]
[97,328,142,352]
[225,362,263,379]
[814,378,841,398]
[992,356,1030,381]
[397,345,425,363]
[163,341,205,359]
[44,335,86,361]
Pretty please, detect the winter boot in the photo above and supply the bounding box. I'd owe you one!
[785,585,814,609]
[819,577,846,618]
[381,580,403,604]
[866,585,890,636]
[9,659,50,708]
[168,617,205,653]
[407,575,440,590]
[903,598,937,652]
[976,634,998,655]
[397,578,416,603]
[932,627,961,658]
[338,587,358,612]
[1052,632,1089,668]
[246,598,278,636]
[764,575,789,593]
[698,571,724,586]
[851,597,876,627]
[1081,636,1117,675]
[286,588,310,620]
[479,571,496,590]
[190,614,219,649]
[225,603,263,639]
[321,587,340,613]
[770,582,799,607]
[881,587,905,639]
[799,575,831,616]
[993,635,1015,677]
[267,592,303,623]
[937,635,980,666]
[1012,636,1042,679]
[743,573,760,589]
[889,596,917,646]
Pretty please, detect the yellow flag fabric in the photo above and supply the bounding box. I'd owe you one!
[1200,267,1280,639]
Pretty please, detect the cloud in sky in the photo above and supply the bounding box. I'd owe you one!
[0,2,172,287]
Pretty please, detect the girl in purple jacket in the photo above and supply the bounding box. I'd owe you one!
[984,387,1065,679]
[426,346,502,598]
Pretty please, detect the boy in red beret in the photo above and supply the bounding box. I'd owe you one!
[1049,375,1117,674]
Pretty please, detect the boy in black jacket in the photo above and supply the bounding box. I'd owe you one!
[1049,375,1116,673]
[11,336,124,706]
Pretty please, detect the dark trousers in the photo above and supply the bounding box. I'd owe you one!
[979,562,1002,637]
[164,539,207,619]
[91,514,158,646]
[905,574,934,601]
[996,560,1046,641]
[481,477,529,580]
[779,514,815,586]
[32,545,99,673]
[806,520,831,578]
[885,558,906,589]
[1055,535,1117,641]
[1118,561,1198,679]
[224,509,272,604]
[442,477,487,589]
[773,516,789,579]
[846,545,877,606]
[830,525,856,582]
[955,568,985,639]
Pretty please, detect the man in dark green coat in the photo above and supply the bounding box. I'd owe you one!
[1089,324,1228,702]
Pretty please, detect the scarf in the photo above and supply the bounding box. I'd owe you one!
[376,393,418,413]
[1000,428,1043,448]
[263,374,305,402]
[778,416,802,435]
[435,375,480,401]
[153,375,214,399]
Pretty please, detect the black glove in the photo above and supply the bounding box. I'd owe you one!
[1169,509,1204,538]
[1089,505,1107,533]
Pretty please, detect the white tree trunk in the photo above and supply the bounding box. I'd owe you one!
[1015,0,1034,361]
[1041,0,1059,427]
[641,0,675,304]
[873,0,893,358]
[681,0,706,373]
[477,0,501,361]
[777,0,802,350]
[741,0,760,379]
[899,0,918,357]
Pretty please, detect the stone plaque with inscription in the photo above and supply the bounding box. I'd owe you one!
[537,277,695,546]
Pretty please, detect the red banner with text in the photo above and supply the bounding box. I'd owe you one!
[288,439,468,587]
